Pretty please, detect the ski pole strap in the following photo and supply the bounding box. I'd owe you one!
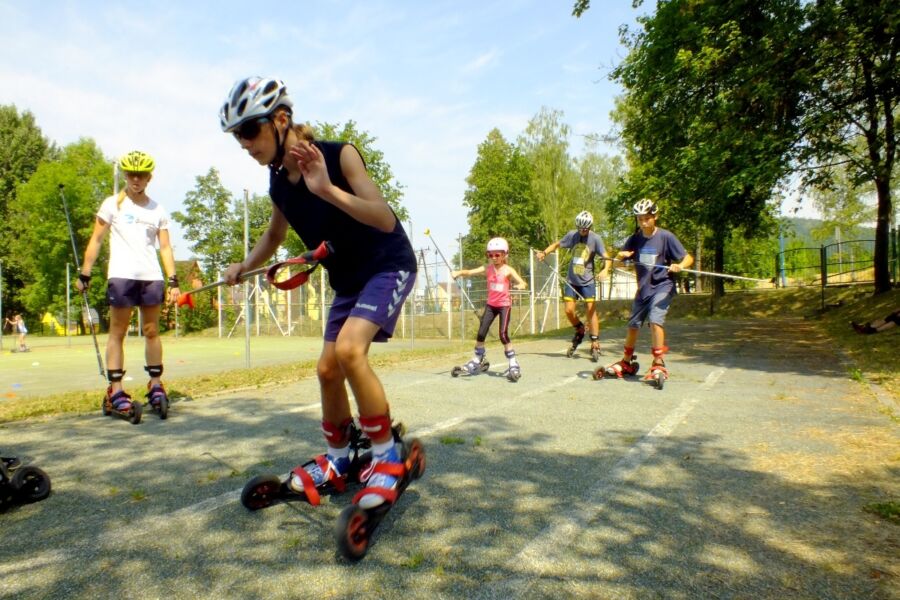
[265,241,333,291]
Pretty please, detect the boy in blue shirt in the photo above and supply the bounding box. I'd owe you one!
[598,199,693,383]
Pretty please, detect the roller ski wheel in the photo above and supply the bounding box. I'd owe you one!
[590,345,601,363]
[565,347,576,358]
[146,385,169,420]
[335,437,426,561]
[506,366,521,382]
[12,466,51,504]
[241,474,284,510]
[102,390,142,425]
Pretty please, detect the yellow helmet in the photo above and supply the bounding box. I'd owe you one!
[119,150,155,173]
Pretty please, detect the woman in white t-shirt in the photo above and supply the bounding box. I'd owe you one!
[76,151,180,420]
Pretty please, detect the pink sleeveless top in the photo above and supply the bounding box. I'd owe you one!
[486,264,511,307]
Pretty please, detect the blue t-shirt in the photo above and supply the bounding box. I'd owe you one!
[268,141,417,296]
[559,230,606,286]
[622,227,687,300]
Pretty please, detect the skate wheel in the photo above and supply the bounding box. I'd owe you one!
[156,395,168,420]
[592,367,604,380]
[655,371,665,390]
[101,396,111,416]
[130,402,143,425]
[632,361,640,375]
[451,366,462,378]
[507,370,520,382]
[12,466,51,503]
[336,504,370,561]
[241,474,282,510]
[405,438,426,480]
[591,349,600,363]
[479,361,490,373]
[566,348,575,358]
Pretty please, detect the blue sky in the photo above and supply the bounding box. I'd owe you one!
[0,0,644,260]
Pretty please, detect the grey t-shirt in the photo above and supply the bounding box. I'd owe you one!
[559,230,606,286]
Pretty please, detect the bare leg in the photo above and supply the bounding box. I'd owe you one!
[107,306,133,394]
[140,305,163,386]
[335,318,390,443]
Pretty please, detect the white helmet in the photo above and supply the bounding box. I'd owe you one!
[574,210,593,229]
[486,237,509,254]
[632,198,659,216]
[220,76,293,132]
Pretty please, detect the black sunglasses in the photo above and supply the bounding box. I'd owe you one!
[232,117,270,141]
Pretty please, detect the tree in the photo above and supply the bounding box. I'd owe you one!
[171,168,237,276]
[518,107,581,244]
[809,162,876,242]
[799,0,898,293]
[461,128,540,266]
[605,0,805,295]
[0,105,54,312]
[314,120,409,222]
[9,139,112,323]
[574,145,625,247]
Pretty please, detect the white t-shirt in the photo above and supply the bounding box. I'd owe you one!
[97,193,169,280]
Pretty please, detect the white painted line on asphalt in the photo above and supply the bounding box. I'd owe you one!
[485,367,726,598]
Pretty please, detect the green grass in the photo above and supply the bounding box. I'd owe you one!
[863,500,900,525]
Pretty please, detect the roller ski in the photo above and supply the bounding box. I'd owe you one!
[451,347,489,377]
[145,384,169,419]
[240,419,381,510]
[589,335,601,363]
[643,346,669,390]
[593,354,640,380]
[0,456,51,512]
[335,426,426,561]
[565,323,586,358]
[503,349,521,382]
[102,388,142,424]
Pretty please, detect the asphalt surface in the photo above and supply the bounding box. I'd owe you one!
[1,319,897,599]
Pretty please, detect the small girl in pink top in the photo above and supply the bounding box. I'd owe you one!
[451,237,528,380]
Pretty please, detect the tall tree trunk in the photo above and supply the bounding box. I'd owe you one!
[873,177,893,294]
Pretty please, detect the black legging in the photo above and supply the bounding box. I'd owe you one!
[477,304,512,345]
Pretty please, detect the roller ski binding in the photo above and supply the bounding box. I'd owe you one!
[102,387,142,425]
[240,420,377,511]
[566,323,586,358]
[451,352,489,377]
[593,355,640,380]
[0,456,51,512]
[145,383,169,420]
[643,346,669,390]
[335,428,426,561]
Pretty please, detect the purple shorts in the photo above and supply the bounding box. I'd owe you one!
[325,270,415,343]
[107,278,165,308]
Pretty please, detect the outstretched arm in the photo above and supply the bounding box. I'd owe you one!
[535,240,561,262]
[451,265,486,279]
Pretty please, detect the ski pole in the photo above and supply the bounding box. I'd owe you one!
[424,229,478,311]
[59,184,105,379]
[177,241,332,308]
[607,256,768,283]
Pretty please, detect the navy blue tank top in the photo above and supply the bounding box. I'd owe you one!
[269,141,417,295]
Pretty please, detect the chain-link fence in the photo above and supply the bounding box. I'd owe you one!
[166,247,646,343]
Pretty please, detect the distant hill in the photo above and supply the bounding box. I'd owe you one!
[783,217,876,246]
